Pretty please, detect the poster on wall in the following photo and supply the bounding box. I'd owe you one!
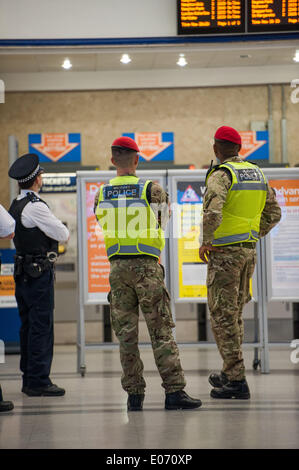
[0,262,17,308]
[122,132,174,163]
[29,133,81,163]
[267,179,299,300]
[85,182,111,300]
[176,181,207,299]
[239,131,269,161]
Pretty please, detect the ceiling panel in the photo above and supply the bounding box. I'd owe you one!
[0,41,298,74]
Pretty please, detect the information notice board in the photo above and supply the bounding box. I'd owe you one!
[169,170,257,303]
[177,0,299,35]
[77,171,168,306]
[265,169,299,301]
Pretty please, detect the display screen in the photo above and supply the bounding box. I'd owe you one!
[178,0,245,35]
[248,0,299,33]
[177,0,299,35]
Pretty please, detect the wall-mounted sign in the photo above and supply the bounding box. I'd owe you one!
[239,131,269,161]
[122,132,174,162]
[40,173,77,193]
[29,133,81,163]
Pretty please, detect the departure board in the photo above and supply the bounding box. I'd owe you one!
[248,0,299,33]
[177,0,299,35]
[178,1,245,35]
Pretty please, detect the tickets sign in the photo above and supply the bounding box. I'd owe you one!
[122,132,174,162]
[29,133,81,163]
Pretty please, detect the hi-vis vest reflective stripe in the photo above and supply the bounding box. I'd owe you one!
[206,161,268,246]
[95,176,165,259]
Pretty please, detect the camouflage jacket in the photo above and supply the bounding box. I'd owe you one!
[93,177,170,229]
[202,156,282,245]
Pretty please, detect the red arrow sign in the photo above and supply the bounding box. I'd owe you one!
[135,133,172,162]
[239,131,266,160]
[31,133,79,162]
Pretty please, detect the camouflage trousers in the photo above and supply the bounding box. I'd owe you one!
[207,246,257,381]
[109,257,186,394]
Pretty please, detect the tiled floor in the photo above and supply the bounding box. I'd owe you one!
[0,345,298,449]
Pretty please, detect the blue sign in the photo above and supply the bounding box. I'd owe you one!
[122,132,174,162]
[29,133,81,163]
[240,131,269,161]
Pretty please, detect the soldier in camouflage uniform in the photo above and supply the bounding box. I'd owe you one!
[94,136,202,411]
[199,126,281,399]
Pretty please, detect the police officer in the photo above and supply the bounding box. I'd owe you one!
[199,126,281,399]
[8,154,69,396]
[0,205,15,412]
[94,136,202,411]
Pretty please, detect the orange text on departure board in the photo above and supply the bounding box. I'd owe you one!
[251,0,298,25]
[180,0,242,28]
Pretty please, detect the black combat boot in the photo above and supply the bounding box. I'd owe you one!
[210,379,250,399]
[127,394,144,411]
[165,390,202,410]
[208,371,228,388]
[24,384,65,397]
[0,386,14,412]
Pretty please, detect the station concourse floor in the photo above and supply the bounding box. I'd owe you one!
[0,345,298,450]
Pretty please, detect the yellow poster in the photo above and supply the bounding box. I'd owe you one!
[177,181,207,299]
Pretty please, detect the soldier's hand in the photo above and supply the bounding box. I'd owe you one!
[199,244,223,263]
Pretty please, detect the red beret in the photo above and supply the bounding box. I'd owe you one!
[214,126,242,146]
[111,136,139,152]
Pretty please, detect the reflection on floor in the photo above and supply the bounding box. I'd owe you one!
[0,345,298,449]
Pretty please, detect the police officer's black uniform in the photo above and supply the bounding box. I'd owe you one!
[8,154,67,396]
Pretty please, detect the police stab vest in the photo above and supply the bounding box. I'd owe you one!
[206,161,268,246]
[95,176,165,259]
[9,193,58,256]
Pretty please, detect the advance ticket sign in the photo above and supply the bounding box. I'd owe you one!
[177,181,207,299]
[268,179,299,300]
[85,182,110,300]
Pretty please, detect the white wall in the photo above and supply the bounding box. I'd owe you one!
[0,0,177,39]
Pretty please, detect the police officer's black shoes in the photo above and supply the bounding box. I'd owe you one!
[208,371,228,388]
[24,384,65,397]
[165,390,202,410]
[0,400,14,412]
[210,379,250,399]
[0,387,14,412]
[127,394,144,411]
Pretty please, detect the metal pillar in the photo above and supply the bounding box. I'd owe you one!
[259,238,270,373]
[197,304,207,341]
[103,305,112,342]
[76,178,86,376]
[268,85,275,164]
[281,85,288,165]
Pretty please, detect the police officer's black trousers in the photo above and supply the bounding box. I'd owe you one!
[15,269,54,389]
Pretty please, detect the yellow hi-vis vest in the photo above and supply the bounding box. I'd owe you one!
[95,175,165,259]
[206,161,268,246]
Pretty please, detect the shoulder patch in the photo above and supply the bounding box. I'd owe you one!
[26,192,41,203]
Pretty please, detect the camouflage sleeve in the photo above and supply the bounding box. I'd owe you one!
[259,183,281,238]
[93,188,101,214]
[150,182,170,230]
[202,170,231,245]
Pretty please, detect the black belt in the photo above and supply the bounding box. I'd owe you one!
[223,242,256,249]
